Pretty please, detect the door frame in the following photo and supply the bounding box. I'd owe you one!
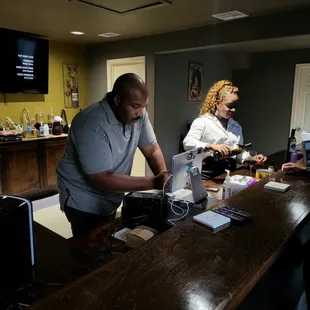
[106,56,148,176]
[106,56,146,91]
[290,63,310,133]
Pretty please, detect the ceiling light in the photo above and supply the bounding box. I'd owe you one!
[212,11,249,21]
[97,32,121,38]
[70,31,85,35]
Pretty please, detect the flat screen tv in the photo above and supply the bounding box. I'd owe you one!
[0,28,49,94]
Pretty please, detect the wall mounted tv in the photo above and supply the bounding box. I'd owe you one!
[0,28,49,94]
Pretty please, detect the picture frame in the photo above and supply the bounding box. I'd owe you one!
[62,63,79,108]
[188,62,203,101]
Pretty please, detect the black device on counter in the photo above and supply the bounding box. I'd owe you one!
[212,205,252,222]
[122,191,168,230]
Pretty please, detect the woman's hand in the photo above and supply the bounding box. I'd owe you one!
[256,154,267,164]
[282,162,305,173]
[209,144,232,157]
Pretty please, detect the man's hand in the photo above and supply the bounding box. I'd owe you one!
[282,162,305,173]
[209,144,232,157]
[152,171,170,190]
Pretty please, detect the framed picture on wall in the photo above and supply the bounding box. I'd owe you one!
[188,62,203,101]
[63,63,79,108]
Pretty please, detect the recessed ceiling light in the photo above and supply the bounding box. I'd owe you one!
[212,11,249,21]
[70,31,85,35]
[97,32,121,38]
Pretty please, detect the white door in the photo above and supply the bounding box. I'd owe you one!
[107,56,146,177]
[291,64,310,144]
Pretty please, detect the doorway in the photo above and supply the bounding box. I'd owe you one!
[291,63,310,144]
[106,56,146,177]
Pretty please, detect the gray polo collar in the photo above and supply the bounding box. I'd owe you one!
[101,93,121,125]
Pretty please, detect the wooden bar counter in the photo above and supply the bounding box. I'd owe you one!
[29,168,310,310]
[0,134,67,200]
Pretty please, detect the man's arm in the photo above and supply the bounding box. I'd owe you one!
[140,143,167,175]
[137,111,168,175]
[87,170,160,192]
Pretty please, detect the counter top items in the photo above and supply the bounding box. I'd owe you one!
[212,205,251,222]
[264,181,290,193]
[0,130,23,142]
[222,169,258,199]
[193,210,230,232]
[125,226,158,249]
[52,116,63,135]
[61,110,69,134]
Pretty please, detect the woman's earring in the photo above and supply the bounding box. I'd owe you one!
[215,108,219,116]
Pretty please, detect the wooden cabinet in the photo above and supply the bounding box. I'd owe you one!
[0,136,67,200]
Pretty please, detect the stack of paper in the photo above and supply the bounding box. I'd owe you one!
[193,211,230,232]
[264,181,290,193]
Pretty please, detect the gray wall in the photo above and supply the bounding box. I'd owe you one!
[233,48,310,156]
[87,38,251,170]
[155,50,233,168]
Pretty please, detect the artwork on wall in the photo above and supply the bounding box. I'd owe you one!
[188,62,203,101]
[63,64,79,108]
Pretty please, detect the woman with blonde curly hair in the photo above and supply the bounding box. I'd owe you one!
[183,80,266,167]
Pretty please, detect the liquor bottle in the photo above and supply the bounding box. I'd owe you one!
[285,129,296,163]
[48,108,54,135]
[213,143,252,161]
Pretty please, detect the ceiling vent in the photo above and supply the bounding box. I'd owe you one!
[97,32,121,37]
[212,10,249,21]
[73,0,172,15]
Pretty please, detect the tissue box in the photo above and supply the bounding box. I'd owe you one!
[229,175,258,195]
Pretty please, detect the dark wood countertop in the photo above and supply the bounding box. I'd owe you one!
[29,169,310,310]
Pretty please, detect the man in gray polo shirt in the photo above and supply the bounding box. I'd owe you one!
[56,73,168,236]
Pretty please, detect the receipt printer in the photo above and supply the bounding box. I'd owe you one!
[121,191,167,230]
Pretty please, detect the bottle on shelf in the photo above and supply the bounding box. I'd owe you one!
[285,128,297,163]
[48,108,54,135]
[37,108,44,124]
[213,143,252,161]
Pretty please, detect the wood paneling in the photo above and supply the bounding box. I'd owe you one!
[0,136,66,199]
[6,145,41,194]
[45,142,65,188]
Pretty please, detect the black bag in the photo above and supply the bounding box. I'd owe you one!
[61,109,69,134]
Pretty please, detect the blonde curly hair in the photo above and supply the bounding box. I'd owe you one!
[199,80,239,117]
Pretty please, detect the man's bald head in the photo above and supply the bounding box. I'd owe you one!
[110,73,149,124]
[112,73,148,98]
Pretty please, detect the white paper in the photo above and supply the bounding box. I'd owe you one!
[113,227,132,242]
[301,131,310,142]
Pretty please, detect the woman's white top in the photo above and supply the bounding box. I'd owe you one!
[183,113,249,163]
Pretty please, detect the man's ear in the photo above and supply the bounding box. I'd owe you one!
[113,95,120,107]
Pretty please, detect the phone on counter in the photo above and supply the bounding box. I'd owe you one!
[206,186,220,192]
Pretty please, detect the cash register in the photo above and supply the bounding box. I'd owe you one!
[122,148,219,229]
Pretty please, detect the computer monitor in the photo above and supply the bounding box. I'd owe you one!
[302,140,310,167]
[0,195,35,308]
[170,147,207,203]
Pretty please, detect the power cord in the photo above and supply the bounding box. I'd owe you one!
[162,174,172,196]
[167,199,190,226]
